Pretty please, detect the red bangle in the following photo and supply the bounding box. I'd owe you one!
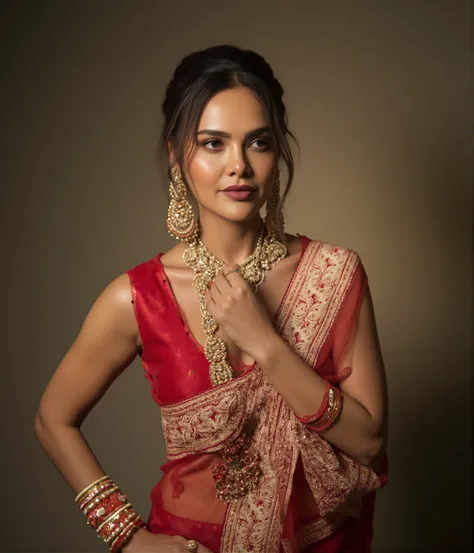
[296,380,332,424]
[76,477,145,552]
[79,480,115,510]
[99,509,137,543]
[306,388,343,433]
[87,491,128,529]
[110,519,146,552]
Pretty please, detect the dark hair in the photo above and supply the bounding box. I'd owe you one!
[160,44,298,204]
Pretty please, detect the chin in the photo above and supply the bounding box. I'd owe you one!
[219,204,263,223]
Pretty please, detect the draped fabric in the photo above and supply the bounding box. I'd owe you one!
[127,236,388,553]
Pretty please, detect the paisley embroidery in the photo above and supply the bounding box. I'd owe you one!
[160,372,253,459]
[277,243,360,366]
[159,241,383,552]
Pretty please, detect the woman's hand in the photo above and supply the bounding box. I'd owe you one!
[206,265,277,358]
[122,527,213,552]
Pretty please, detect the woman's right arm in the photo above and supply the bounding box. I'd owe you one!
[34,273,139,493]
[34,274,212,553]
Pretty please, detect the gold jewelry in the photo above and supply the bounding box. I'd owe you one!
[75,475,111,503]
[187,540,198,552]
[166,167,199,242]
[105,512,139,543]
[264,170,286,243]
[75,477,145,552]
[182,220,287,386]
[82,486,119,515]
[109,519,140,550]
[97,503,132,532]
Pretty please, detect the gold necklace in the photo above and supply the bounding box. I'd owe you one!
[182,222,287,386]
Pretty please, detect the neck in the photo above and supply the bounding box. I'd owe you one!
[198,211,263,265]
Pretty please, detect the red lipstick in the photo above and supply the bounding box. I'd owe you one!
[221,184,257,201]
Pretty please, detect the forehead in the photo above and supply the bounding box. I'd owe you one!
[198,87,268,132]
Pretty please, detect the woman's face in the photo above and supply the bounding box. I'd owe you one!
[182,86,278,223]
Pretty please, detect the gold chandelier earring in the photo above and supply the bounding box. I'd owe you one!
[264,170,286,243]
[166,166,198,242]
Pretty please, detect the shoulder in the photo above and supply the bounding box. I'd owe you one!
[125,248,172,286]
[302,237,367,288]
[303,236,362,264]
[98,272,141,320]
[78,273,140,349]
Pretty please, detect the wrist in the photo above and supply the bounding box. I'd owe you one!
[250,327,284,366]
[121,526,149,553]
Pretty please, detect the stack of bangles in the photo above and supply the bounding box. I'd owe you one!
[296,380,343,432]
[75,476,146,552]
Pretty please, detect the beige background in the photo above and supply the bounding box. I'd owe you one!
[1,1,471,552]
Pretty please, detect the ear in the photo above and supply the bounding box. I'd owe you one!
[167,140,178,169]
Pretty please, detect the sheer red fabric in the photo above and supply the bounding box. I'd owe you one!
[127,236,387,552]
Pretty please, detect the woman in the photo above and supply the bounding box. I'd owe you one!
[35,45,388,553]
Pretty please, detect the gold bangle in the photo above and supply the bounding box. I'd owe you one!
[97,503,132,532]
[109,519,138,551]
[79,480,115,510]
[109,519,145,552]
[83,486,120,515]
[106,512,138,544]
[309,390,343,432]
[75,475,111,503]
[187,539,198,552]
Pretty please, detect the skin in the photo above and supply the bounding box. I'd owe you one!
[161,86,303,369]
[34,86,388,553]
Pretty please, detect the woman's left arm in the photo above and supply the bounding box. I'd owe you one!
[208,267,388,467]
[254,285,388,467]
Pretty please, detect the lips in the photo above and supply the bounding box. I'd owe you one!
[220,184,257,201]
[222,185,256,192]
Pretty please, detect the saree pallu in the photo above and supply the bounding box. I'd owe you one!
[127,237,388,553]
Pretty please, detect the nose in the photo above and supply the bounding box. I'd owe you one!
[227,145,252,178]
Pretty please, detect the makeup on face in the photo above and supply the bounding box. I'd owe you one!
[220,184,258,201]
[185,87,278,219]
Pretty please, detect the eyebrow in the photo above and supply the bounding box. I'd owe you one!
[196,126,270,140]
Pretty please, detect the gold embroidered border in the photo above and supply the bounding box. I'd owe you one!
[160,370,256,459]
[307,246,359,366]
[276,241,360,366]
[220,241,368,552]
[299,513,347,548]
[158,241,381,552]
[218,375,279,552]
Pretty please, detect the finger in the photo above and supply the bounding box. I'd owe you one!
[205,291,217,321]
[204,288,216,306]
[223,264,247,287]
[223,264,241,280]
[213,271,232,294]
[177,536,213,553]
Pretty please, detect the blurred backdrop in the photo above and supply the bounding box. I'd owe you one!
[1,1,471,552]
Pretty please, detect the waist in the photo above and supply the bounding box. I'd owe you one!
[148,454,331,530]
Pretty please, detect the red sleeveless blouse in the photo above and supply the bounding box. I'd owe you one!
[127,236,387,552]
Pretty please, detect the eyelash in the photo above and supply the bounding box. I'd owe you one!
[201,138,270,151]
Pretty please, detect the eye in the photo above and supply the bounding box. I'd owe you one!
[249,138,271,150]
[202,139,223,150]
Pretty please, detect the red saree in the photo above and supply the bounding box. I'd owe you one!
[127,236,388,553]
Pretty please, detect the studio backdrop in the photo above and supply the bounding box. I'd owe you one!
[1,1,471,552]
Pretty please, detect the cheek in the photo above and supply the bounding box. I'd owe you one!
[251,154,278,188]
[188,153,223,188]
[249,150,277,175]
